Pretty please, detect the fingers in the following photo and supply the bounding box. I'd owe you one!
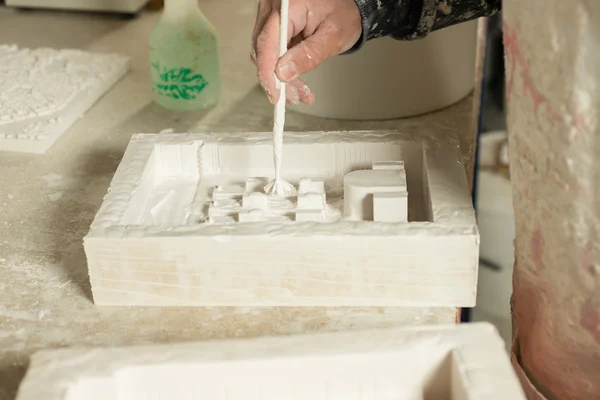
[254,0,312,104]
[251,0,273,61]
[255,11,281,103]
[254,42,315,106]
[286,2,309,45]
[275,22,344,83]
[288,78,314,105]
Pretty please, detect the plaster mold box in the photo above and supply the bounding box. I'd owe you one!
[15,322,525,400]
[84,131,479,307]
[0,44,129,153]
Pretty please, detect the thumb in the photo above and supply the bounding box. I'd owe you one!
[275,23,344,82]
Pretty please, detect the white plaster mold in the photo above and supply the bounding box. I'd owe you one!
[15,322,524,400]
[84,131,479,307]
[0,44,129,153]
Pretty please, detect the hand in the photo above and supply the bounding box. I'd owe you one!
[251,0,362,105]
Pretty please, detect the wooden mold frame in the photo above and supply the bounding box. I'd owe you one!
[15,322,524,400]
[83,131,479,307]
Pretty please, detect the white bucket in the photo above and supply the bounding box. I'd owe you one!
[287,20,478,120]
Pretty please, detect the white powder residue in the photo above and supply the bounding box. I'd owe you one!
[41,173,63,185]
[47,192,63,202]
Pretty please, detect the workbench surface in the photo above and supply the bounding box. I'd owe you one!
[0,2,476,398]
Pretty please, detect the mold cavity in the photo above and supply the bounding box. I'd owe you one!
[64,347,469,400]
[120,140,434,227]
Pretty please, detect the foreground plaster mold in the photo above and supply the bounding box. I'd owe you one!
[83,131,479,307]
[15,322,524,400]
[0,44,129,153]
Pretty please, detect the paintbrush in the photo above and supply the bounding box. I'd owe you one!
[264,0,296,197]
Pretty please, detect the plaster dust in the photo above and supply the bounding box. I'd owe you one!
[0,44,129,153]
[15,323,525,400]
[0,4,479,399]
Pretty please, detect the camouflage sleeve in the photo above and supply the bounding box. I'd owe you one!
[347,0,502,52]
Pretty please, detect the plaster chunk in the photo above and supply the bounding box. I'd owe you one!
[207,198,240,219]
[267,195,295,212]
[343,169,407,221]
[242,192,268,210]
[238,209,267,223]
[212,198,239,208]
[297,192,326,210]
[208,205,237,218]
[213,185,244,200]
[298,177,325,194]
[373,191,409,222]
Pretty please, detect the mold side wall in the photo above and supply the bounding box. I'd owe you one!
[84,232,478,307]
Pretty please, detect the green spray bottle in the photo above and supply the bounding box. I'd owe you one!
[149,0,221,111]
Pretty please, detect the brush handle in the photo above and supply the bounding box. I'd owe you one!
[278,0,289,58]
[272,0,288,183]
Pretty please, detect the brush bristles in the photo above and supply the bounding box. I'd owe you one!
[264,179,296,197]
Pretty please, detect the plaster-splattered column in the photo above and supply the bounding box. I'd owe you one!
[502,1,600,398]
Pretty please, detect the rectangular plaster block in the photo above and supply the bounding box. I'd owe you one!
[238,209,267,223]
[15,322,525,400]
[242,192,268,210]
[298,177,325,194]
[212,185,244,200]
[297,192,325,210]
[208,206,236,218]
[212,198,239,208]
[84,131,479,307]
[343,169,408,221]
[0,44,129,154]
[207,206,227,218]
[373,191,408,222]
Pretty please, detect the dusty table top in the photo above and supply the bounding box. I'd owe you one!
[0,2,475,399]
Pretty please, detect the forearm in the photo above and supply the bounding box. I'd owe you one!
[349,0,501,51]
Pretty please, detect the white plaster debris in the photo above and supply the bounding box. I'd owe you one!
[41,173,64,188]
[0,44,129,153]
[47,192,63,202]
[37,310,49,320]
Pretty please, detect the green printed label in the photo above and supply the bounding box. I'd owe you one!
[151,62,209,100]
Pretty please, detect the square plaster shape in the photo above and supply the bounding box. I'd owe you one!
[15,322,525,400]
[0,44,129,153]
[83,131,479,307]
[373,191,408,222]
